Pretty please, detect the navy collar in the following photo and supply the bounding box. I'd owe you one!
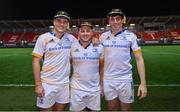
[79,40,92,49]
[111,28,125,37]
[49,32,56,37]
[49,32,66,39]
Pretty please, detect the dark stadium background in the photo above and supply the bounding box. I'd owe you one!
[0,0,180,111]
[0,0,179,20]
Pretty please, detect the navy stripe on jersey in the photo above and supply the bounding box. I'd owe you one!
[49,32,65,39]
[78,40,92,49]
[111,27,125,37]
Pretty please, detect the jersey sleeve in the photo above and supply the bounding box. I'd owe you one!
[70,34,78,43]
[131,33,141,53]
[99,33,106,43]
[98,44,104,59]
[32,35,45,58]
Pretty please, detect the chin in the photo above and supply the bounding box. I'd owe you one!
[58,29,65,33]
[56,28,66,33]
[81,39,90,43]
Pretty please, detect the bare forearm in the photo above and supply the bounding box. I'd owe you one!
[100,68,104,86]
[99,59,104,86]
[32,58,42,86]
[136,58,146,85]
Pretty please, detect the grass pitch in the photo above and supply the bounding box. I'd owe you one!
[0,45,180,110]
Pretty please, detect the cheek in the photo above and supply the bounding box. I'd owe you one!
[63,23,68,27]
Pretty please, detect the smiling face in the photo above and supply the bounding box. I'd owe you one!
[53,18,69,34]
[109,15,123,32]
[78,25,93,43]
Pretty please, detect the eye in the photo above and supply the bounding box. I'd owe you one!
[109,18,115,21]
[56,19,68,24]
[116,16,122,21]
[86,29,91,32]
[80,29,85,33]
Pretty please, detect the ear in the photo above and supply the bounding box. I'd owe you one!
[123,15,126,24]
[53,20,56,26]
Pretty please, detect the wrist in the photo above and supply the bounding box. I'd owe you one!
[35,80,42,86]
[140,83,146,86]
[35,85,42,87]
[140,81,146,85]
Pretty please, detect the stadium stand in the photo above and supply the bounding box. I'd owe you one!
[22,32,41,43]
[0,16,179,47]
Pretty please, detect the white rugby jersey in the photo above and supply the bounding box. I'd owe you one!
[70,41,104,92]
[32,32,77,85]
[100,29,141,82]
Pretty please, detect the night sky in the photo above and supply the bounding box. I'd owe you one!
[0,0,179,20]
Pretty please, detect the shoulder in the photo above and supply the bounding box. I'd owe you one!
[100,31,110,37]
[124,30,136,36]
[71,41,79,47]
[100,31,111,41]
[93,43,104,51]
[123,30,137,40]
[67,33,78,42]
[36,32,53,42]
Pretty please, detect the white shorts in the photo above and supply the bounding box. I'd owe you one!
[103,81,134,103]
[37,83,69,108]
[70,88,100,111]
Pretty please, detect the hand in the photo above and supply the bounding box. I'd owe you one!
[35,85,45,97]
[137,84,147,100]
[100,85,104,98]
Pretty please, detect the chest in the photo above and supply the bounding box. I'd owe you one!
[72,47,101,61]
[46,38,72,53]
[103,38,131,49]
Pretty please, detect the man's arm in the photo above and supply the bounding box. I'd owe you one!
[32,56,44,97]
[134,50,147,100]
[99,58,104,97]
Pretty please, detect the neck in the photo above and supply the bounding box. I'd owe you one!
[112,27,123,35]
[54,30,66,39]
[79,40,91,49]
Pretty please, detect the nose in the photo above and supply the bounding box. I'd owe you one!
[60,22,65,26]
[114,19,119,23]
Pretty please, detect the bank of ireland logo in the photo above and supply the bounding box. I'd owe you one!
[112,41,116,44]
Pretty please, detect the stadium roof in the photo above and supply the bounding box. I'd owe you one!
[0,15,179,30]
[0,0,179,20]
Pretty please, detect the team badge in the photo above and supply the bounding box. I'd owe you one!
[120,36,126,40]
[92,48,98,52]
[58,40,62,46]
[64,38,70,41]
[83,53,88,56]
[112,41,116,44]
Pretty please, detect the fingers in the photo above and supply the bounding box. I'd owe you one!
[100,86,104,98]
[138,90,147,100]
[137,85,147,100]
[139,92,147,100]
[35,85,45,97]
[137,89,140,97]
[37,90,45,97]
[101,91,104,98]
